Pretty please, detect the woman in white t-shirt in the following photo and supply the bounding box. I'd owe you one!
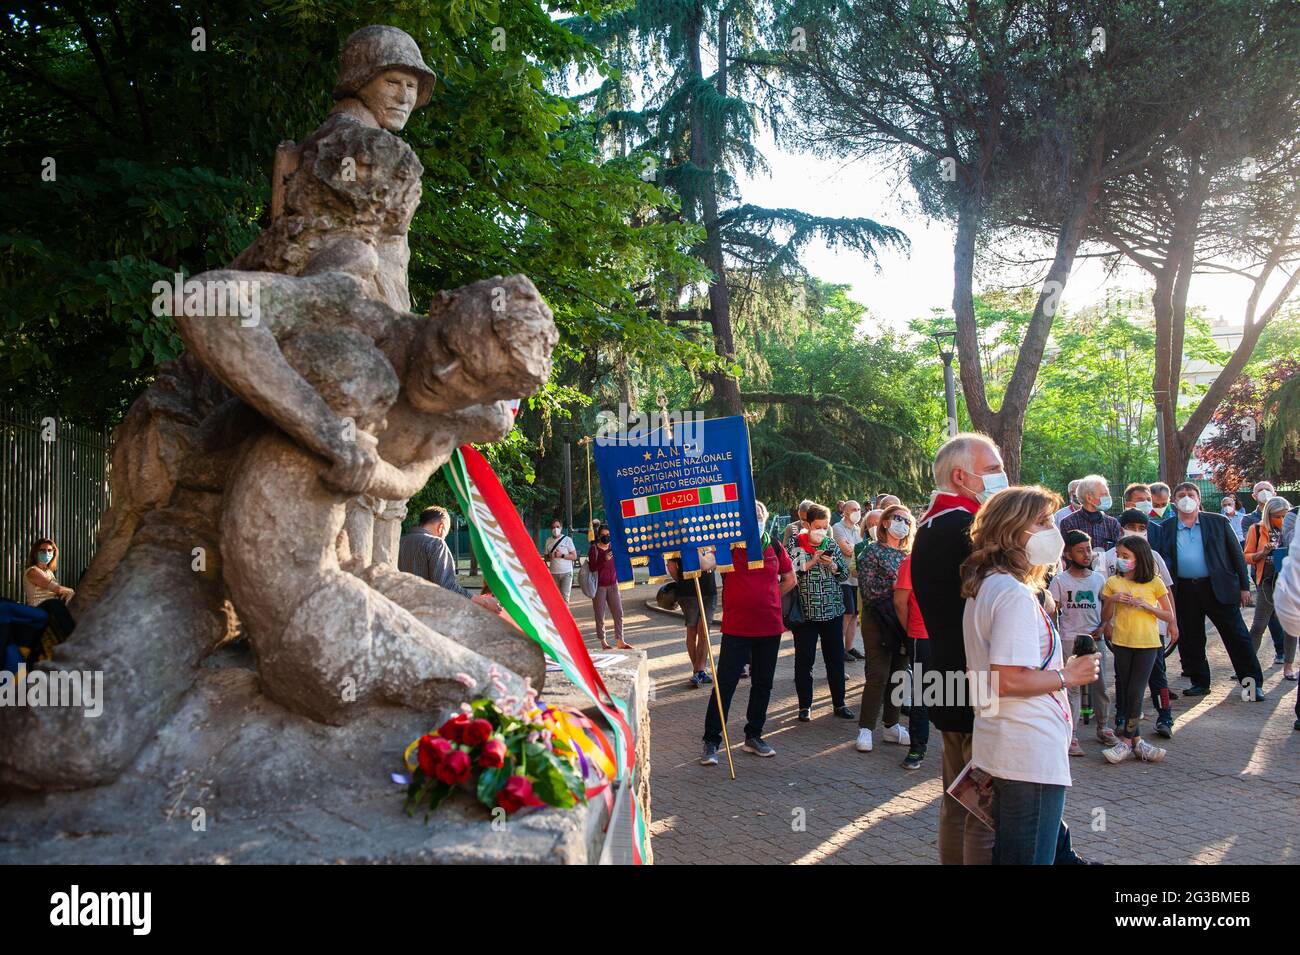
[960,486,1100,865]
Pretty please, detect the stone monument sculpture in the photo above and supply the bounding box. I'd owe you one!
[0,26,554,790]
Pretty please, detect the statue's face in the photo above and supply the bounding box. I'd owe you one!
[357,68,421,131]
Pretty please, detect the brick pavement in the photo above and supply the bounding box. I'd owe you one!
[566,584,1298,864]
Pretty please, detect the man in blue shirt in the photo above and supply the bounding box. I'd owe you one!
[1154,483,1263,699]
[1220,495,1245,543]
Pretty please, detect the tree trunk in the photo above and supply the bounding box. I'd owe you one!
[1149,173,1300,483]
[951,183,994,434]
[687,9,742,415]
[995,132,1106,483]
[951,132,1104,482]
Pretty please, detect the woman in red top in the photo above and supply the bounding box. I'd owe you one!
[699,501,797,765]
[893,553,930,770]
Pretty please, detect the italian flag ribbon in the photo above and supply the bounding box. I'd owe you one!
[620,481,737,518]
[444,445,647,864]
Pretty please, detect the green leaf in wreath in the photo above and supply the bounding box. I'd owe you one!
[476,765,508,805]
[529,756,578,809]
[426,780,454,813]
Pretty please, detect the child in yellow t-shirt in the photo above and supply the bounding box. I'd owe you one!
[1100,535,1176,765]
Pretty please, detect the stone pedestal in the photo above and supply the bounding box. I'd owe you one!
[0,643,653,864]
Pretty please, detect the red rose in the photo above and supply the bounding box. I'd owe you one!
[438,713,471,743]
[497,775,544,814]
[417,735,451,777]
[435,748,472,786]
[463,718,493,747]
[478,737,507,769]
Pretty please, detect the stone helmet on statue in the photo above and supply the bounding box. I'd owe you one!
[332,25,436,131]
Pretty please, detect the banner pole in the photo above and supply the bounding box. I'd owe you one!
[696,575,735,780]
[584,438,594,536]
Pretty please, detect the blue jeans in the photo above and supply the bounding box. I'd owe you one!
[992,778,1068,865]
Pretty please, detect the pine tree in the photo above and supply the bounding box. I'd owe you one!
[567,0,905,413]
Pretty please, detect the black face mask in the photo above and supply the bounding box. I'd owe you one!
[598,535,611,544]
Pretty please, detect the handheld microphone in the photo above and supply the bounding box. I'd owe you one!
[1073,633,1096,723]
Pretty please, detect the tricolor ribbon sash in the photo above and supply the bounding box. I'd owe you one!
[443,445,648,863]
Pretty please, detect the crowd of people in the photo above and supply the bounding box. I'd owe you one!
[8,458,1295,865]
[659,432,1297,865]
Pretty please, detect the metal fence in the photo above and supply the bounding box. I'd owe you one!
[0,405,112,602]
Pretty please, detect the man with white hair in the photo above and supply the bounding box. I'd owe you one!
[1241,481,1276,537]
[1060,474,1122,555]
[911,432,1007,865]
[1149,482,1172,520]
[1054,479,1082,527]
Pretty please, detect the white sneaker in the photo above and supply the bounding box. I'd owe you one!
[1103,741,1134,764]
[855,728,873,752]
[1134,738,1167,763]
[880,723,911,746]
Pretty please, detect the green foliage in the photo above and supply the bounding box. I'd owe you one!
[0,0,713,428]
[1199,357,1300,488]
[1262,374,1300,477]
[915,291,1228,493]
[654,280,935,507]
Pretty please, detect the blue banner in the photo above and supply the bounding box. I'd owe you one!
[591,415,763,586]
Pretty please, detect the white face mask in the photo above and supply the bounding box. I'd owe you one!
[1025,526,1065,566]
[551,527,563,537]
[1222,505,1235,515]
[888,519,910,540]
[1124,528,1147,539]
[1176,496,1199,515]
[847,509,861,525]
[1134,500,1154,515]
[808,528,828,544]
[1257,490,1273,504]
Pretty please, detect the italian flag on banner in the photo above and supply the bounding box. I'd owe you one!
[443,445,648,864]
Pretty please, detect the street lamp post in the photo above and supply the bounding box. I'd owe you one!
[932,330,959,438]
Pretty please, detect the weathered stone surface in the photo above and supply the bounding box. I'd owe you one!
[358,562,546,690]
[0,497,229,789]
[231,111,423,311]
[71,355,231,613]
[0,648,590,864]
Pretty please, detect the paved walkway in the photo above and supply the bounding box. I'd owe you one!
[567,584,1298,865]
